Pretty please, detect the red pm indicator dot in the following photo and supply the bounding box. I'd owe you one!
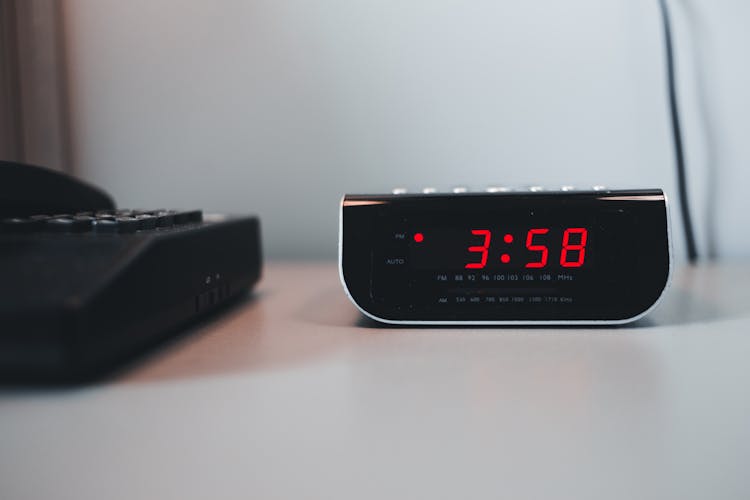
[413,233,425,243]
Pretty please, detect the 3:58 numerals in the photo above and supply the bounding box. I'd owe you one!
[465,228,588,269]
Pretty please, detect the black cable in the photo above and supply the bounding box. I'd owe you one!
[657,0,698,262]
[681,1,720,260]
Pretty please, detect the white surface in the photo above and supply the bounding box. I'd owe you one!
[60,0,750,258]
[2,261,750,500]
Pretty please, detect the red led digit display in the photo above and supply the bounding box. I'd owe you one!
[450,227,589,270]
[465,229,491,269]
[560,228,588,267]
[524,228,550,268]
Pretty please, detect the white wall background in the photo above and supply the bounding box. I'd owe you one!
[61,0,750,260]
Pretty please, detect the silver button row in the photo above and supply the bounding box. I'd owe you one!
[391,186,607,194]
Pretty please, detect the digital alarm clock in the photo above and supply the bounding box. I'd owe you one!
[339,188,671,325]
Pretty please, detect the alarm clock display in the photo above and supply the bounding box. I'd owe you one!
[339,188,671,324]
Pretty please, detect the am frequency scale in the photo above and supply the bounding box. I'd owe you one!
[339,188,671,325]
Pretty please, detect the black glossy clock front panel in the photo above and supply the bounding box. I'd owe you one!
[340,190,670,323]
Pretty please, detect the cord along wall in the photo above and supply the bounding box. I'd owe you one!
[61,0,750,259]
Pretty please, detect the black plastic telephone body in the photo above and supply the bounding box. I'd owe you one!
[0,161,262,383]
